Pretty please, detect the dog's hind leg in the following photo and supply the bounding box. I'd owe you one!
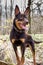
[29,41,36,65]
[21,43,25,65]
[13,44,21,65]
[26,35,36,65]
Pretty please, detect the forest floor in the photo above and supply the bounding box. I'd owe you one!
[0,34,43,65]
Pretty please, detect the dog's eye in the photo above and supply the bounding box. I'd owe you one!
[18,19,23,21]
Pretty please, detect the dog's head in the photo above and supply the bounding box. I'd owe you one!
[14,5,29,32]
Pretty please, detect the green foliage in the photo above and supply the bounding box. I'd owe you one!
[5,58,15,65]
[9,64,15,65]
[5,58,12,62]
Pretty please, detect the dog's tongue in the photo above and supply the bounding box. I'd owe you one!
[20,24,27,30]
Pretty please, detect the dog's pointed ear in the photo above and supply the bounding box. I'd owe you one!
[24,7,29,17]
[15,5,20,16]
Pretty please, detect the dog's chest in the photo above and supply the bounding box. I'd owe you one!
[14,30,26,39]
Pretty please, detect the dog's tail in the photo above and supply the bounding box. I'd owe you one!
[34,40,43,44]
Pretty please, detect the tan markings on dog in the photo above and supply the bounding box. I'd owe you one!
[20,38,25,43]
[16,20,23,30]
[12,39,15,43]
[21,57,25,65]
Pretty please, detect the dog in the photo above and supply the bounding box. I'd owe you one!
[10,5,41,65]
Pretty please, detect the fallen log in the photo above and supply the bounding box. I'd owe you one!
[0,60,15,65]
[0,60,9,65]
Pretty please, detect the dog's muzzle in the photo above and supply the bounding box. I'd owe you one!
[24,18,29,25]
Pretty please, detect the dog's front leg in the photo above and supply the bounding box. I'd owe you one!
[21,43,25,65]
[13,43,21,65]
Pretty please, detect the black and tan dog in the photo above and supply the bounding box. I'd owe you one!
[10,5,41,65]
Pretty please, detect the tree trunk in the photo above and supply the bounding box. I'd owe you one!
[28,0,31,33]
[0,0,2,25]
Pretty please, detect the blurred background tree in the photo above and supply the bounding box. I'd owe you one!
[0,0,43,34]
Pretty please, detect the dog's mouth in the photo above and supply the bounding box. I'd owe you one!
[19,22,28,30]
[15,19,28,30]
